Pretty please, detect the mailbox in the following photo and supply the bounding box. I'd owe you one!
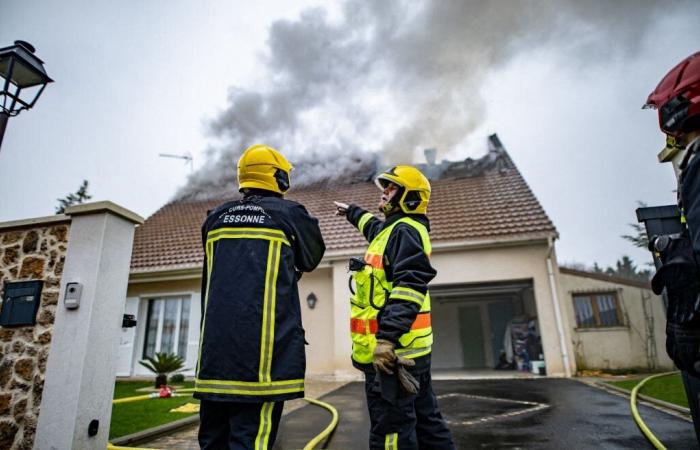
[0,280,44,327]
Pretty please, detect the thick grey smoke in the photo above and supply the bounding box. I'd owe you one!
[177,0,688,200]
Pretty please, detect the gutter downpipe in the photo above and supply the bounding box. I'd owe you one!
[546,236,572,377]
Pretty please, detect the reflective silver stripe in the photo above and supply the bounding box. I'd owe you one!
[255,402,273,450]
[358,212,373,233]
[196,240,215,376]
[195,377,303,387]
[195,381,305,392]
[391,287,425,305]
[259,241,281,383]
[395,346,431,358]
[208,229,286,240]
[385,433,398,450]
[207,228,290,246]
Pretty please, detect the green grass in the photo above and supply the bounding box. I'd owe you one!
[607,373,689,408]
[109,380,199,440]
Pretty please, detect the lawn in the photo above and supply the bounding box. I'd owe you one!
[109,380,199,440]
[607,373,688,408]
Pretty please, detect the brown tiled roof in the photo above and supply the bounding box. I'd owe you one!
[130,164,556,273]
[559,267,652,290]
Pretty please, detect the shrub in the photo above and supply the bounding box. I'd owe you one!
[170,373,185,384]
[138,352,185,388]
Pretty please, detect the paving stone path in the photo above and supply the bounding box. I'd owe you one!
[141,379,349,449]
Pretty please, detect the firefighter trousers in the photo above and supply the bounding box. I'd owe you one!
[198,400,284,450]
[364,370,455,450]
[681,371,700,447]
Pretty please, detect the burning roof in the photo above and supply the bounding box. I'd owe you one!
[131,135,556,273]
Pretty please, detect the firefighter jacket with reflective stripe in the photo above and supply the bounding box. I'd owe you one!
[194,192,325,402]
[346,205,436,372]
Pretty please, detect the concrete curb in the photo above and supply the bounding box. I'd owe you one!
[111,415,199,447]
[577,378,691,422]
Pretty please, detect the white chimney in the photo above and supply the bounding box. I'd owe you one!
[424,148,437,166]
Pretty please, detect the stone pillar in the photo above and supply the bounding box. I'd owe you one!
[0,215,71,450]
[34,202,143,450]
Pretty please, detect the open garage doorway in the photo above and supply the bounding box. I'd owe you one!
[430,280,544,377]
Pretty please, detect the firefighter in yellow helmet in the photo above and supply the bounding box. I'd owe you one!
[195,144,325,449]
[335,165,454,449]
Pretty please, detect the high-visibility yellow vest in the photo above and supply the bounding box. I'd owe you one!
[350,215,433,365]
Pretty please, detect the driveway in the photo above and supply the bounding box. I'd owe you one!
[274,378,697,449]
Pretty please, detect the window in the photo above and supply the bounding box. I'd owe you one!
[573,292,622,328]
[143,296,191,359]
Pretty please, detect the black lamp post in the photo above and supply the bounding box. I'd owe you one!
[0,40,53,152]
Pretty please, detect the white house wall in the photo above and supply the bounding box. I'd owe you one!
[115,297,139,377]
[124,278,201,377]
[123,241,578,378]
[331,261,355,378]
[122,246,672,377]
[298,268,336,375]
[558,272,673,371]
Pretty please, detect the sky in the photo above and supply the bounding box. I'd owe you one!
[1,0,699,270]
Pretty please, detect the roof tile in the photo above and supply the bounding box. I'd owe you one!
[131,165,556,272]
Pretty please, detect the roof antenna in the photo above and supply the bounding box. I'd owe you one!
[159,152,193,172]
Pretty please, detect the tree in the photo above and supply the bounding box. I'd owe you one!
[621,201,649,250]
[55,180,92,214]
[612,256,639,279]
[591,255,651,282]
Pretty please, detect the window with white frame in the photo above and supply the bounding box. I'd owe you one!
[143,296,191,359]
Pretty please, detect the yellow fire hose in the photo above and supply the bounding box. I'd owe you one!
[112,393,190,404]
[300,397,339,450]
[108,445,159,450]
[108,390,338,450]
[630,371,679,450]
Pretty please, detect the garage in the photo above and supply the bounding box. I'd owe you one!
[430,280,544,373]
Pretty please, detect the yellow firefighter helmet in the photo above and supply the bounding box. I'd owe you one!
[375,165,431,214]
[237,144,293,194]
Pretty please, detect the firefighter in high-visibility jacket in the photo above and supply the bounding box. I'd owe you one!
[336,165,454,450]
[195,144,325,450]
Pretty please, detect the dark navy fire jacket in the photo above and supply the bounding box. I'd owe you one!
[194,190,324,402]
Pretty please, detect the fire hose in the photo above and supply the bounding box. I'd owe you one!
[107,388,338,450]
[630,371,679,450]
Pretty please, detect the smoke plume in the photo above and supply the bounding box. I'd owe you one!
[177,0,688,200]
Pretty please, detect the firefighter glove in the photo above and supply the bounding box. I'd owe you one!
[373,339,398,374]
[397,364,419,394]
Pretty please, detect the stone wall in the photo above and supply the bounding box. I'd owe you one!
[0,219,70,450]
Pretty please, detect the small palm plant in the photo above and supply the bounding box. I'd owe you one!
[138,352,185,388]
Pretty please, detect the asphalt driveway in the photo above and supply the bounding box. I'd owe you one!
[274,378,697,449]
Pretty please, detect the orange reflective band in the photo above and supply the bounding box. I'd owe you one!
[411,313,431,330]
[350,314,431,335]
[350,318,373,334]
[364,253,383,269]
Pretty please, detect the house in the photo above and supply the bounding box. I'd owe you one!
[118,135,669,379]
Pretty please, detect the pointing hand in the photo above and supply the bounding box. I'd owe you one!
[334,201,349,216]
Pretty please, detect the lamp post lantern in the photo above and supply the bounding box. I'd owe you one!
[0,40,53,152]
